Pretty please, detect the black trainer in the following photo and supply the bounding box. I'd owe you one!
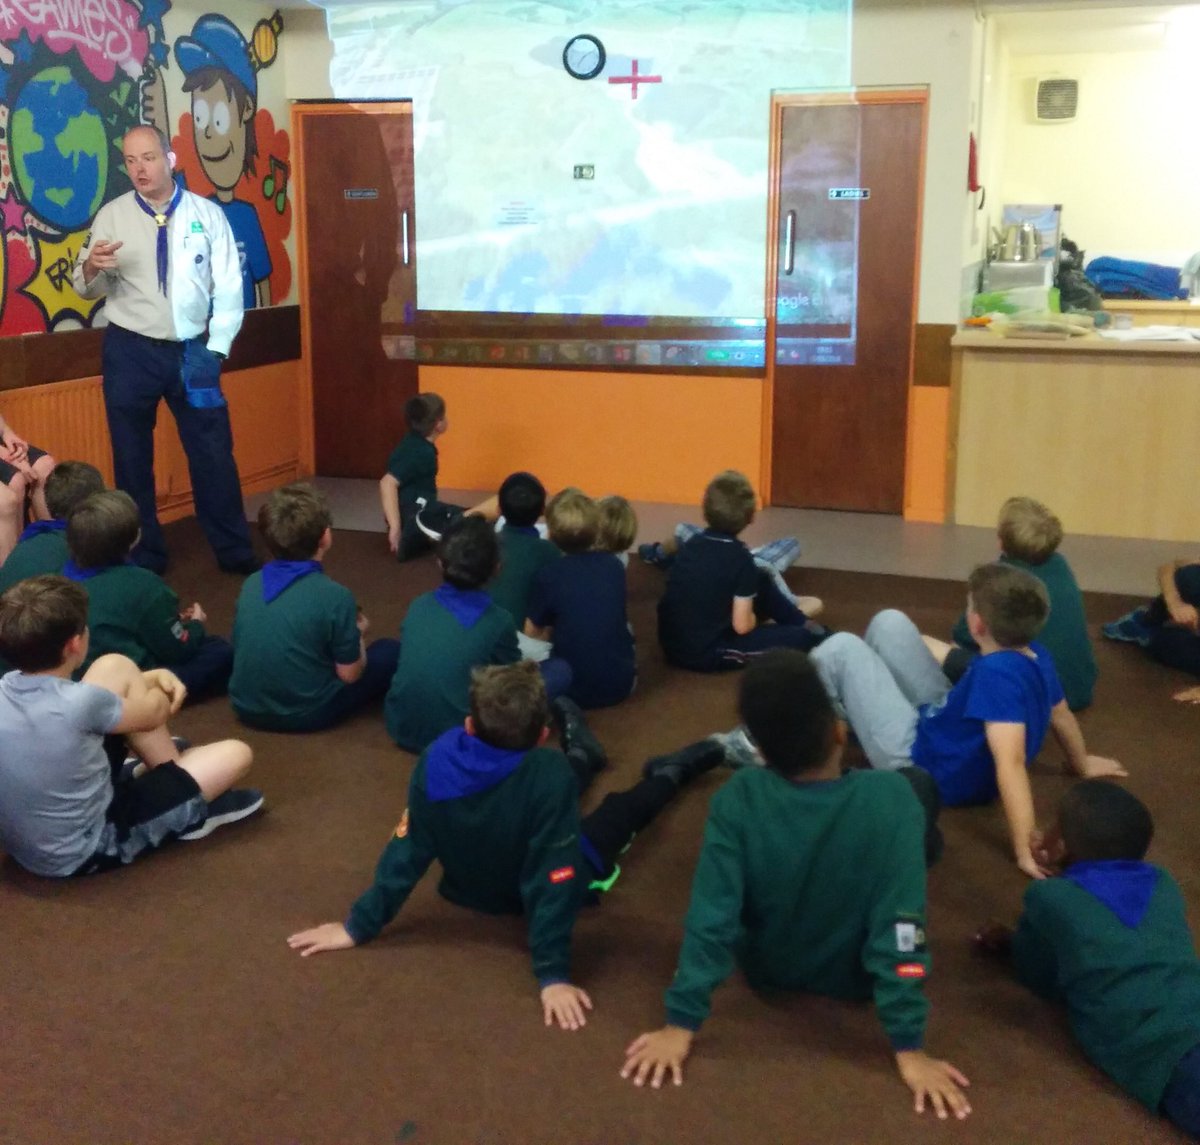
[179,788,264,841]
[643,740,726,788]
[551,696,607,774]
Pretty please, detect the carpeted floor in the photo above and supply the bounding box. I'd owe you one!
[2,518,1196,1145]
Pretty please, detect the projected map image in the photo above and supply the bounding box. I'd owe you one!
[322,0,851,321]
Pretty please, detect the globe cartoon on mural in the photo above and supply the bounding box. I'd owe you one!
[9,66,109,233]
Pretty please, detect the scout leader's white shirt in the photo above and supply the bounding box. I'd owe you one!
[73,188,244,357]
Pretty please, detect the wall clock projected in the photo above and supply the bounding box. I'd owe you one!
[562,34,606,80]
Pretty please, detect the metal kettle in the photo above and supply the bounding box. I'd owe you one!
[991,222,1042,262]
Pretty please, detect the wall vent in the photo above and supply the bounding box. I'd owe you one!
[1035,77,1079,123]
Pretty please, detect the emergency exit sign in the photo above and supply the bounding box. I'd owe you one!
[829,187,870,200]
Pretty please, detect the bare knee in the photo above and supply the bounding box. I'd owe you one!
[179,739,253,801]
[82,653,143,695]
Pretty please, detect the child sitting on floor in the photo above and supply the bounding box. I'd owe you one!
[289,660,724,1030]
[656,470,824,672]
[527,488,636,709]
[595,494,638,567]
[0,462,105,595]
[976,780,1200,1139]
[0,575,259,877]
[807,562,1124,878]
[621,649,969,1120]
[66,491,234,703]
[385,516,571,753]
[230,483,399,732]
[924,496,1096,711]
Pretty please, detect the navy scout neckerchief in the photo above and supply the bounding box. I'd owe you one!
[134,181,184,296]
[19,519,66,543]
[262,559,323,603]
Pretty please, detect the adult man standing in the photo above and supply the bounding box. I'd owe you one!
[72,125,258,575]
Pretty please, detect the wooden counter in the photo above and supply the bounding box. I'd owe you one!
[950,330,1200,543]
[1103,299,1200,328]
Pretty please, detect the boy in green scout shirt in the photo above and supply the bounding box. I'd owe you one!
[385,515,571,753]
[379,392,453,561]
[0,462,105,595]
[65,490,234,703]
[977,780,1200,1139]
[622,649,971,1121]
[289,660,724,1030]
[230,483,399,732]
[487,471,560,635]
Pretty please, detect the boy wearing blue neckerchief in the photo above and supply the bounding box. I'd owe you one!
[65,490,233,704]
[385,515,571,754]
[978,781,1200,1138]
[487,471,560,641]
[229,483,399,732]
[290,660,724,1032]
[0,462,105,596]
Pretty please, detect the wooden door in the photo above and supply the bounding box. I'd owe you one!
[295,103,417,477]
[768,93,925,512]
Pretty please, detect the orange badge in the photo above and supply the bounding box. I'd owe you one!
[549,866,575,884]
[896,962,927,979]
[395,809,410,838]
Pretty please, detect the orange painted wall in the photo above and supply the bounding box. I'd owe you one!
[421,366,764,503]
[903,385,950,522]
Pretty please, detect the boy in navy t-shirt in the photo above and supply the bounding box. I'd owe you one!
[805,563,1125,878]
[527,488,635,709]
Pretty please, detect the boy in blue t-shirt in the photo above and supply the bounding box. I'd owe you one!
[805,563,1124,878]
[977,781,1200,1138]
[230,483,399,732]
[527,488,635,709]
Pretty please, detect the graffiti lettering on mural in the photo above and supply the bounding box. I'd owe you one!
[0,0,150,82]
[21,226,103,326]
[0,3,291,335]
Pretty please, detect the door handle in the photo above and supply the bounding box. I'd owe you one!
[783,210,795,276]
[401,210,410,266]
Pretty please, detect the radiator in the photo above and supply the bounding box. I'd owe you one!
[2,377,114,485]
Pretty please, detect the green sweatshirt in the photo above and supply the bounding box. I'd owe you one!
[0,531,68,594]
[1012,866,1200,1110]
[344,743,585,985]
[79,565,205,673]
[952,552,1097,711]
[664,767,930,1051]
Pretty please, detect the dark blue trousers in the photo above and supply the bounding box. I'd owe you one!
[101,324,254,573]
[1144,565,1200,679]
[173,635,235,704]
[714,569,823,667]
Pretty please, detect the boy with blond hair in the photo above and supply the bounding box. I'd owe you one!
[0,576,259,877]
[927,496,1096,711]
[595,495,638,566]
[656,470,823,672]
[527,488,636,708]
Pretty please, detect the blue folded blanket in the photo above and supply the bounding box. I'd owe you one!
[1085,257,1186,300]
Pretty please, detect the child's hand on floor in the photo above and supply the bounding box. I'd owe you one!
[1016,851,1049,880]
[180,602,206,624]
[387,524,400,555]
[1079,755,1127,779]
[895,1050,972,1119]
[287,922,356,957]
[621,1026,694,1088]
[1174,685,1200,705]
[540,982,592,1031]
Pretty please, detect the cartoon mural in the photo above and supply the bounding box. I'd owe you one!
[0,1,292,337]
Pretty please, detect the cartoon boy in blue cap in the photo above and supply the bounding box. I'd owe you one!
[174,14,272,308]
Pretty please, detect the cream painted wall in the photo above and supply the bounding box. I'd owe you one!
[853,0,980,323]
[996,45,1200,264]
[282,7,335,100]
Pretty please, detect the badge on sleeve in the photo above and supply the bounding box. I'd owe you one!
[894,916,927,954]
[896,962,927,979]
[170,619,189,643]
[549,866,576,884]
[395,809,410,838]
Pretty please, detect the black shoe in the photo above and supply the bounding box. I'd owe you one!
[219,556,262,575]
[643,740,726,787]
[179,788,264,841]
[551,696,607,774]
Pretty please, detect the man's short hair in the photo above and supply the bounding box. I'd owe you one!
[545,487,598,554]
[738,649,837,778]
[469,661,548,751]
[438,515,499,589]
[1059,779,1154,863]
[998,496,1063,565]
[0,575,88,672]
[181,67,258,177]
[44,462,105,521]
[124,124,171,157]
[596,495,637,555]
[67,490,140,570]
[703,470,756,535]
[498,472,546,528]
[966,561,1049,648]
[405,393,446,437]
[258,483,332,561]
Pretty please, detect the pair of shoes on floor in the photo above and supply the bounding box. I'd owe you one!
[643,740,726,787]
[707,726,763,769]
[179,789,265,841]
[1102,606,1155,646]
[551,696,608,775]
[637,542,672,569]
